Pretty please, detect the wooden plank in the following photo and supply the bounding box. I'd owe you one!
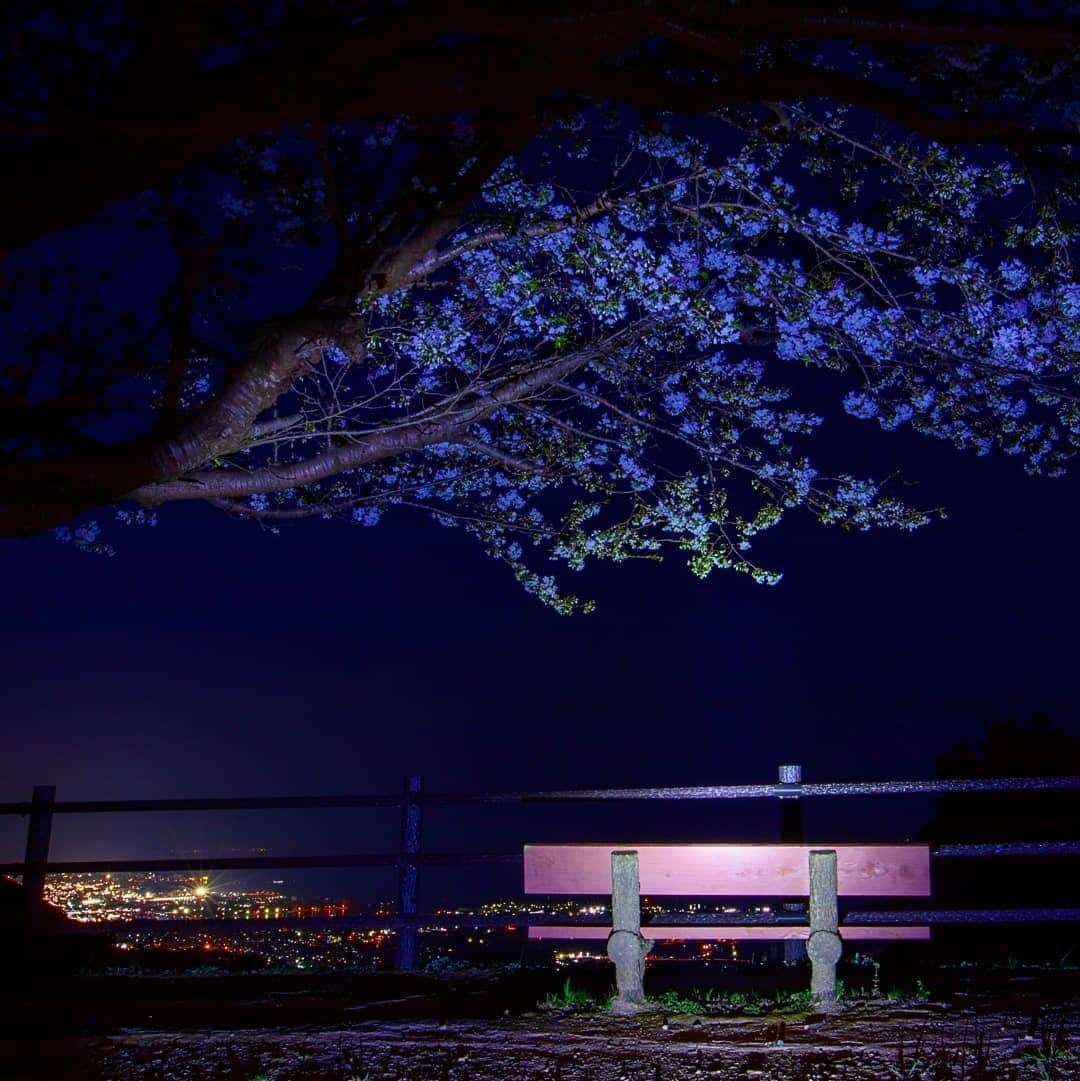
[524,844,930,897]
[528,925,930,941]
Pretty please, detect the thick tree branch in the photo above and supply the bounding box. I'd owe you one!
[363,119,534,292]
[0,309,338,534]
[730,3,1078,51]
[311,116,357,305]
[0,109,552,533]
[156,206,217,424]
[129,336,635,505]
[2,3,1072,257]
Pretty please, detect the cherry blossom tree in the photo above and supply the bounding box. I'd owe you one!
[1,2,1076,610]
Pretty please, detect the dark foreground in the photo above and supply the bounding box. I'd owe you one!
[5,979,1078,1080]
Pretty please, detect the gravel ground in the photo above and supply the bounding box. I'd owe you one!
[10,997,1076,1080]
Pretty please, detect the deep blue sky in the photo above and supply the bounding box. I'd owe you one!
[2,426,1077,899]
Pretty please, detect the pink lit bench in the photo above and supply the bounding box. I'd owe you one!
[524,843,931,1011]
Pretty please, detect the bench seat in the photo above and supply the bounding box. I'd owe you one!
[525,843,931,942]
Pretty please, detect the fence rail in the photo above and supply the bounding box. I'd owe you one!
[5,766,1078,969]
[3,774,1078,817]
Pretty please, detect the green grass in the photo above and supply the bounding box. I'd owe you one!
[649,989,706,1015]
[647,985,821,1016]
[539,976,937,1017]
[540,977,602,1011]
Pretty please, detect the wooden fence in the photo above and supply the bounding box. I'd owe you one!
[3,766,1079,970]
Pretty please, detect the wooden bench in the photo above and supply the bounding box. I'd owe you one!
[524,843,930,1013]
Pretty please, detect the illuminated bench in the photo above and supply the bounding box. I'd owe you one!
[524,843,930,1013]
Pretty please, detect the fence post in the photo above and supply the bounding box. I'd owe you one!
[777,763,804,841]
[23,785,56,926]
[777,764,807,963]
[395,774,423,971]
[807,849,842,1009]
[607,850,652,1014]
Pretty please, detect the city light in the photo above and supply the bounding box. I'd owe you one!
[35,872,778,971]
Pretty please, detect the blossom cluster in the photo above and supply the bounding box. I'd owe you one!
[124,104,1080,609]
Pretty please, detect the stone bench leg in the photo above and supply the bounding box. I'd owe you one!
[607,850,653,1015]
[807,849,843,1010]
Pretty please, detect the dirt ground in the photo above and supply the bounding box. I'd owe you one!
[7,996,1078,1080]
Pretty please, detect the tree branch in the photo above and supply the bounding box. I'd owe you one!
[5,2,1070,256]
[460,436,544,473]
[730,3,1078,51]
[129,333,642,505]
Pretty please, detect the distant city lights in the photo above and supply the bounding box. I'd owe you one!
[30,871,787,971]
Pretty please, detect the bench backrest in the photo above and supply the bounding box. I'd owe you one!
[524,843,931,897]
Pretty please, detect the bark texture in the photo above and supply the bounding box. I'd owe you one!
[807,849,843,1009]
[607,850,652,1014]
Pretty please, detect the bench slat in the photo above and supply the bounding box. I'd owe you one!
[528,925,930,941]
[524,844,930,897]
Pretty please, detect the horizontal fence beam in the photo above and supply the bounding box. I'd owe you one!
[934,841,1080,857]
[3,841,1075,879]
[845,908,1080,925]
[51,907,1080,937]
[0,794,402,816]
[794,777,1080,797]
[2,775,1078,816]
[494,776,1080,802]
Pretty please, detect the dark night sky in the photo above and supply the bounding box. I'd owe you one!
[2,425,1078,900]
[1,4,1077,902]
